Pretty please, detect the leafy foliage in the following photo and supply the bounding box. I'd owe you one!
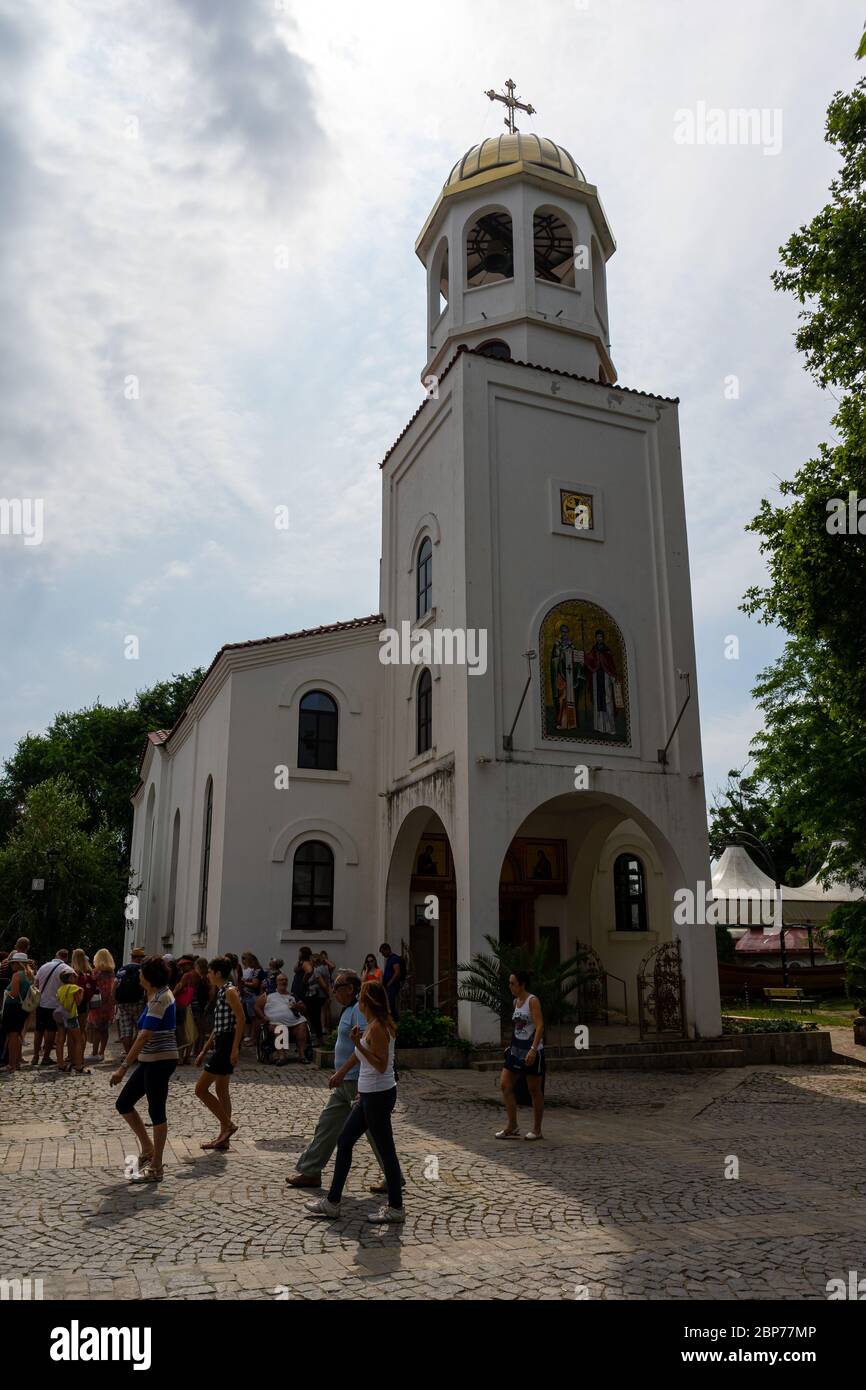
[734,81,866,906]
[0,670,203,858]
[818,902,866,990]
[396,1010,457,1049]
[721,1016,811,1035]
[0,777,124,961]
[457,935,590,1027]
[0,670,202,958]
[708,763,822,886]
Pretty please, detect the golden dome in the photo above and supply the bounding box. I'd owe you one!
[445,134,584,190]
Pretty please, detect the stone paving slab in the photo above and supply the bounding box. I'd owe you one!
[1,1050,864,1300]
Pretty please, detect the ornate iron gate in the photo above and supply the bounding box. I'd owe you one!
[575,940,608,1023]
[637,939,686,1039]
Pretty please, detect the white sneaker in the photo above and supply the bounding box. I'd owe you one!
[304,1196,341,1219]
[366,1206,405,1224]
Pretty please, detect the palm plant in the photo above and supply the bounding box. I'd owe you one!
[457,935,592,1029]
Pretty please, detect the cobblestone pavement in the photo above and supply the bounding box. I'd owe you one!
[1,1049,864,1301]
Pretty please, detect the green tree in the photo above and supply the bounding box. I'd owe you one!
[818,902,866,994]
[0,669,202,857]
[708,763,821,886]
[0,777,124,961]
[740,80,866,894]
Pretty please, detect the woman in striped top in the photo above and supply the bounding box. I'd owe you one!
[194,957,246,1151]
[110,956,178,1182]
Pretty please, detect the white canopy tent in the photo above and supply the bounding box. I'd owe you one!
[710,845,863,929]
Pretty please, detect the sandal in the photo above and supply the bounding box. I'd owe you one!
[495,1128,520,1139]
[201,1122,237,1150]
[73,1067,91,1075]
[130,1163,164,1183]
[525,1131,544,1141]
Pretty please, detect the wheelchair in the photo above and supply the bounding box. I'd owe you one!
[256,1010,314,1065]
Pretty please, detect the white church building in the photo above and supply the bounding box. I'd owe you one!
[129,119,722,1043]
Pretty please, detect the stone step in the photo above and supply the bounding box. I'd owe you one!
[473,1035,735,1063]
[472,1048,745,1072]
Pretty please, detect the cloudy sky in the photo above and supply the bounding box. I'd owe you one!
[0,0,859,801]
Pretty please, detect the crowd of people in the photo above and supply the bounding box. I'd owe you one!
[0,933,545,1218]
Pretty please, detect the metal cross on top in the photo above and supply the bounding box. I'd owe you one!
[484,77,536,135]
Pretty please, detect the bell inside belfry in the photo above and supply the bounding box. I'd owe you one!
[482,238,512,276]
[467,212,514,287]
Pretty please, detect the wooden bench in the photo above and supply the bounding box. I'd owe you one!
[764,987,816,1013]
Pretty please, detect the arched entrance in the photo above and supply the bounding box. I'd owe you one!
[498,843,564,966]
[384,807,457,1016]
[494,790,692,1029]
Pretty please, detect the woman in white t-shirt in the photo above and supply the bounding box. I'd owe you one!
[497,970,545,1141]
[304,979,404,1225]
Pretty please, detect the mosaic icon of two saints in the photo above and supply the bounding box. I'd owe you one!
[541,600,629,746]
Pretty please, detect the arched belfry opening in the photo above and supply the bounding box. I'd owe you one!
[431,238,449,319]
[533,206,576,287]
[466,210,514,287]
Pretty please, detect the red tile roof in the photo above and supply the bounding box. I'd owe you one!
[735,928,820,955]
[378,344,679,469]
[135,729,171,776]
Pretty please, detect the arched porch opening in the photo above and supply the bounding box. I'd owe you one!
[496,790,689,1031]
[384,806,458,1017]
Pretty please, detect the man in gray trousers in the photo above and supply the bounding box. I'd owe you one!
[287,970,392,1193]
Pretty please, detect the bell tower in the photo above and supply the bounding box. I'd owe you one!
[416,82,617,384]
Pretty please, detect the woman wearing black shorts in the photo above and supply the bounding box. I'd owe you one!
[496,970,545,1141]
[194,957,245,1151]
[110,956,178,1181]
[0,955,34,1071]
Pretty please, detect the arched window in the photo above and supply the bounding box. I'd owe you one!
[416,668,432,754]
[466,210,513,287]
[298,690,338,770]
[291,840,334,931]
[478,338,511,360]
[416,536,432,618]
[534,207,576,286]
[199,778,213,935]
[614,854,647,932]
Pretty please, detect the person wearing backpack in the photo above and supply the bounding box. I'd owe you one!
[114,946,147,1056]
[0,955,34,1071]
[31,952,68,1066]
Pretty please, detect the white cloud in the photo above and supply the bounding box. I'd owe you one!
[0,0,857,775]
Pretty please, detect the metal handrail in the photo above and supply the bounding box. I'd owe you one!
[419,974,456,1009]
[602,970,628,1019]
